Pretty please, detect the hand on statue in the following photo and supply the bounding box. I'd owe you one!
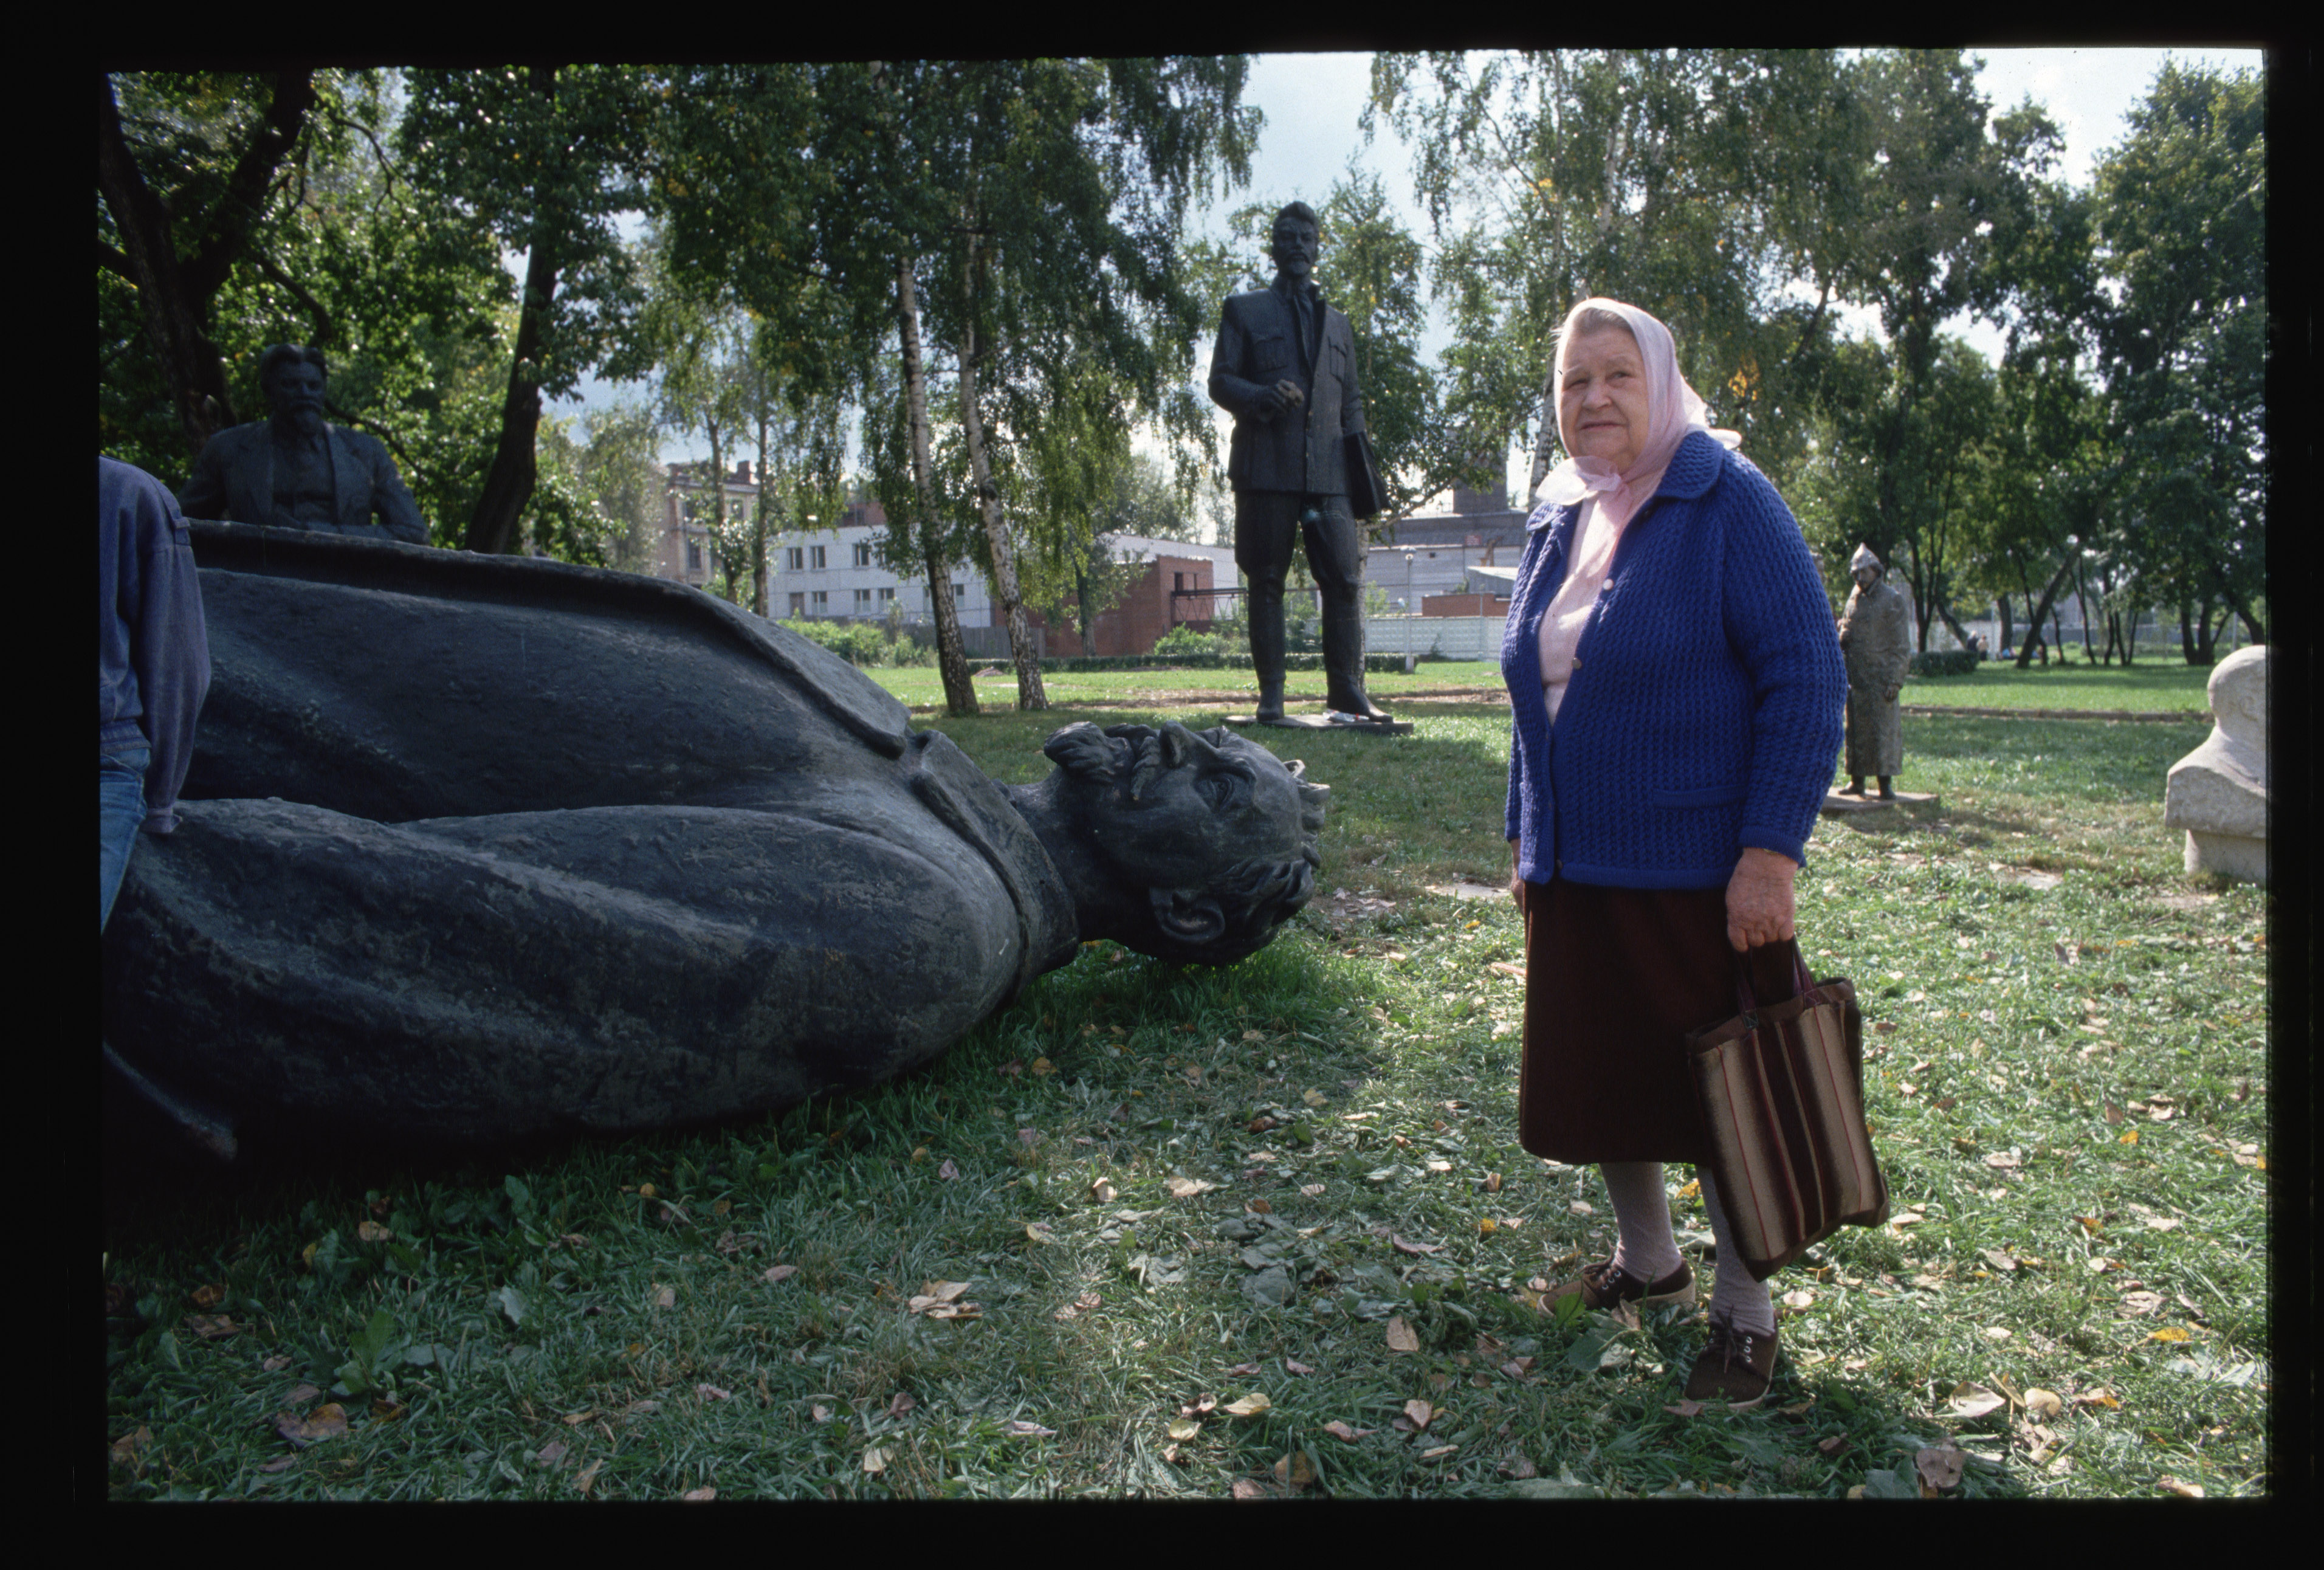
[1251,385,1288,422]
[1508,839,1528,915]
[1725,847,1798,954]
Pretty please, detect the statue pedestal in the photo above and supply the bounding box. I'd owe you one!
[1820,789,1939,816]
[2183,830,2267,884]
[1226,713,1413,736]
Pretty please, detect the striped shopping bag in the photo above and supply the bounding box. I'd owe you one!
[1685,942,1889,1281]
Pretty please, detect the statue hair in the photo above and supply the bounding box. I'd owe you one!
[1273,201,1320,236]
[259,343,329,385]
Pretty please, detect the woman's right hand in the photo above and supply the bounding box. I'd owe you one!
[1508,839,1527,914]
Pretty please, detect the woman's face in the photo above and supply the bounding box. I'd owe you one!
[1559,325,1650,473]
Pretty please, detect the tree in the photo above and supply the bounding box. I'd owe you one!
[1315,168,1448,524]
[101,70,520,544]
[2090,61,2266,663]
[99,69,319,460]
[1367,49,1868,501]
[401,67,650,556]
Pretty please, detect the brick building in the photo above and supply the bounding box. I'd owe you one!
[1028,535,1239,656]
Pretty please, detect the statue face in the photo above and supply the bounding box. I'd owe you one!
[1558,325,1649,473]
[1082,725,1310,892]
[1270,218,1319,284]
[1854,564,1882,589]
[265,362,328,434]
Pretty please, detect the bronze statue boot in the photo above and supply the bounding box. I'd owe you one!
[1839,777,1866,797]
[1321,596,1393,722]
[1250,593,1287,721]
[1877,776,1895,800]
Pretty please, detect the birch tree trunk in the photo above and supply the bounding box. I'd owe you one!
[897,256,978,716]
[752,407,772,618]
[957,228,1047,711]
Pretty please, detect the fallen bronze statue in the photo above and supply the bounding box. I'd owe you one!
[103,522,1328,1151]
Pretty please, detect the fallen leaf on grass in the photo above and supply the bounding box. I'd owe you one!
[1872,1021,1897,1035]
[371,1399,407,1422]
[1322,1420,1372,1441]
[2075,1388,2121,1410]
[1007,1419,1059,1437]
[537,1440,568,1467]
[274,1403,348,1448]
[2024,1388,2063,1418]
[1302,1089,1329,1107]
[1274,1451,1317,1490]
[191,1283,225,1308]
[1663,1399,1705,1418]
[2157,1476,2205,1499]
[1421,1445,1458,1461]
[1053,1292,1102,1321]
[765,1264,799,1285]
[357,1221,392,1244]
[185,1313,240,1339]
[261,1354,291,1372]
[1166,1177,1217,1199]
[2148,1326,2192,1343]
[938,1159,960,1180]
[1914,1444,1967,1495]
[653,1286,676,1309]
[1169,1417,1201,1441]
[1781,1289,1815,1311]
[696,1383,731,1402]
[1818,1436,1848,1456]
[1285,1358,1315,1375]
[1299,1183,1325,1197]
[1386,1316,1420,1353]
[1090,1179,1119,1203]
[1221,1393,1271,1417]
[860,1448,887,1476]
[1501,1358,1535,1378]
[1231,1479,1268,1499]
[1391,1233,1443,1256]
[259,1456,296,1475]
[575,1459,603,1495]
[562,1410,594,1427]
[1568,1200,1595,1215]
[1401,1399,1434,1431]
[1947,1382,2007,1420]
[1501,1455,1539,1479]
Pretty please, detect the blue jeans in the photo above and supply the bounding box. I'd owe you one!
[101,742,150,932]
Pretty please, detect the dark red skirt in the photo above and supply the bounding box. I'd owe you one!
[1518,878,1800,1166]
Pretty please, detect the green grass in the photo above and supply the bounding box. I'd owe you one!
[103,698,2269,1500]
[862,656,2216,721]
[867,661,1504,714]
[1897,659,2215,715]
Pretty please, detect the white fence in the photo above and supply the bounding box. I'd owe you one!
[1363,615,1507,664]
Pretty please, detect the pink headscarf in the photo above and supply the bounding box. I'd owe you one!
[1535,298,1739,530]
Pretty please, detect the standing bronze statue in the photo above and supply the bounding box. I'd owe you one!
[1835,543,1911,799]
[178,344,428,544]
[1208,204,1391,725]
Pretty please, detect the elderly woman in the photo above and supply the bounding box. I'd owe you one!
[1501,298,1846,1408]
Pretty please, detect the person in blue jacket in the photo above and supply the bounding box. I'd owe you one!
[1501,299,1846,1408]
[100,455,210,930]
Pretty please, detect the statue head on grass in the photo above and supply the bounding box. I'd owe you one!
[1014,721,1328,965]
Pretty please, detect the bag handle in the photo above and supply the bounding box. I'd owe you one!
[1729,938,1820,1016]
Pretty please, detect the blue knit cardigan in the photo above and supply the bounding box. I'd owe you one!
[1501,430,1846,889]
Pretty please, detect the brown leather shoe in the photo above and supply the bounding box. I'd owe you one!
[1544,1258,1696,1315]
[1683,1315,1779,1409]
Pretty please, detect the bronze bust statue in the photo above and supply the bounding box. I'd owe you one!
[1207,203,1390,724]
[101,523,1329,1148]
[177,344,428,544]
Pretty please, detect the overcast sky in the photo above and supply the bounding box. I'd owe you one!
[604,46,2266,501]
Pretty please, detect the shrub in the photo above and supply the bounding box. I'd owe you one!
[780,618,892,667]
[1150,625,1224,659]
[1910,649,1980,678]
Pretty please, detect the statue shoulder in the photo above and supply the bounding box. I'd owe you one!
[197,423,268,462]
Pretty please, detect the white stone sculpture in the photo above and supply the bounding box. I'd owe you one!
[2163,645,2267,884]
